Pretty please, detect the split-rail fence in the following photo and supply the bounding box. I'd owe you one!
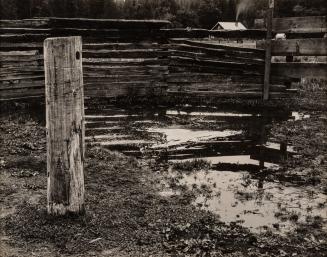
[0,16,326,101]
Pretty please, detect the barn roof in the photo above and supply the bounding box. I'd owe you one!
[211,21,247,30]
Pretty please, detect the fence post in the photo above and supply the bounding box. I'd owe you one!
[44,36,85,216]
[285,55,294,88]
[263,0,274,100]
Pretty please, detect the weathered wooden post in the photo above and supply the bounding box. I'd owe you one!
[44,36,85,215]
[263,0,274,100]
[285,55,294,89]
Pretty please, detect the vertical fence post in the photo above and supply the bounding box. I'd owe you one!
[285,55,294,88]
[263,0,274,100]
[44,36,85,216]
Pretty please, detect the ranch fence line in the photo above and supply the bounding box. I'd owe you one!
[0,16,326,101]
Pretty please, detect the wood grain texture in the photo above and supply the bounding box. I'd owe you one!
[263,6,274,100]
[0,33,50,42]
[272,63,327,78]
[82,49,169,58]
[167,91,289,99]
[160,29,267,39]
[2,17,325,101]
[0,19,49,28]
[273,16,327,33]
[49,18,170,29]
[256,38,327,56]
[44,36,85,216]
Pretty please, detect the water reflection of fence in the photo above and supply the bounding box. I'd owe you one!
[82,105,295,170]
[154,137,292,169]
[0,16,326,101]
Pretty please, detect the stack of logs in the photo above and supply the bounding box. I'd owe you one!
[3,17,323,101]
[166,39,292,99]
[0,19,47,100]
[83,42,169,98]
[0,18,171,100]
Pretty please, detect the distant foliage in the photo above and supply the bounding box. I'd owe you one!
[0,0,326,28]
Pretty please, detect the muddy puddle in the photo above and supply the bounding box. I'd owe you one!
[84,104,325,234]
[159,169,326,234]
[85,105,302,166]
[6,104,324,234]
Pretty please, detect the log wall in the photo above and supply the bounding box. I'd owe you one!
[0,17,326,101]
[0,18,171,100]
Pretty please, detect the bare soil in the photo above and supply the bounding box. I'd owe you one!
[1,80,326,257]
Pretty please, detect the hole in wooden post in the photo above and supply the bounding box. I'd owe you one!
[76,51,80,60]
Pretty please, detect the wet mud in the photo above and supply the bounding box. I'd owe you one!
[83,104,326,234]
[1,98,326,257]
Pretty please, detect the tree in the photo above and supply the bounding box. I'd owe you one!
[103,0,121,19]
[154,0,178,20]
[198,0,222,29]
[87,0,105,18]
[31,0,50,17]
[15,0,33,19]
[0,0,18,19]
[172,8,199,28]
[0,0,325,25]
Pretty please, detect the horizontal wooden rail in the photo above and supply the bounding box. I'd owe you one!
[167,82,287,92]
[0,87,45,100]
[167,91,290,99]
[170,39,264,55]
[84,74,165,82]
[169,56,263,73]
[273,16,327,33]
[0,50,40,56]
[257,38,327,56]
[0,28,51,34]
[171,45,265,63]
[82,49,169,58]
[0,19,49,28]
[0,33,50,42]
[83,43,161,50]
[49,18,171,29]
[51,28,164,39]
[0,42,43,51]
[272,63,327,78]
[160,28,267,39]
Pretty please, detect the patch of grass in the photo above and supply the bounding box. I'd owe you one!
[172,159,211,171]
[2,146,256,256]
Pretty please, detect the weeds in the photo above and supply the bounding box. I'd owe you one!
[172,159,211,171]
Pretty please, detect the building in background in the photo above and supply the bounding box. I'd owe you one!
[210,21,247,31]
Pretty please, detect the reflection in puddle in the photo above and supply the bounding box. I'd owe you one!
[148,128,242,147]
[170,155,279,169]
[160,170,327,234]
[84,105,326,234]
[85,105,295,169]
[90,140,154,146]
[166,110,259,117]
[85,114,140,119]
[265,141,296,153]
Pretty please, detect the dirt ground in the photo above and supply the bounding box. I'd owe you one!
[1,80,326,257]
